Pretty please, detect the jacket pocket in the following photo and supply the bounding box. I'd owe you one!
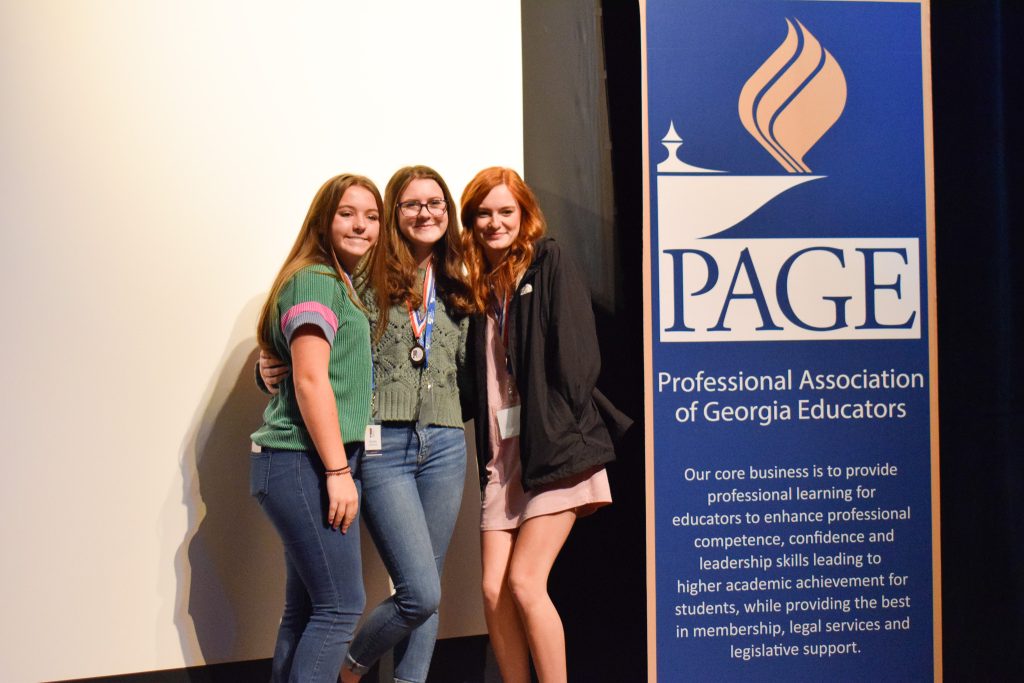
[249,452,271,503]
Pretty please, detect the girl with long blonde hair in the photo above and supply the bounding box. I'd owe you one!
[251,173,381,682]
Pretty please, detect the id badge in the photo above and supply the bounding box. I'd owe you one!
[364,423,382,456]
[496,404,521,440]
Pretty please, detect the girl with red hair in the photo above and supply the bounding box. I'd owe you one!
[460,167,630,683]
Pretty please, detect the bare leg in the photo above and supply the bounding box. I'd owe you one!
[507,510,576,683]
[481,529,531,683]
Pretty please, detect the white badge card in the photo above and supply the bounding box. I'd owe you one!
[364,424,382,455]
[497,404,521,440]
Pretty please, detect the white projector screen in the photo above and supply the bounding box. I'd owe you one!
[0,2,522,681]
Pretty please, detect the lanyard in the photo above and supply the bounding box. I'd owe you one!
[493,288,511,352]
[406,260,436,368]
[492,288,514,377]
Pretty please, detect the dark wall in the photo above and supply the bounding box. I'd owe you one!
[931,1,1024,680]
[522,2,647,682]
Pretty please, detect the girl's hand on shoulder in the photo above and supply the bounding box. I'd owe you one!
[326,473,359,533]
[259,349,291,395]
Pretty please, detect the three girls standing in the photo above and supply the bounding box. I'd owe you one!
[255,165,626,683]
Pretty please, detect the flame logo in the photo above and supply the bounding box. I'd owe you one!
[739,18,847,173]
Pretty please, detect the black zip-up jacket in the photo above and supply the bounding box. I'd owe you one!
[468,238,632,492]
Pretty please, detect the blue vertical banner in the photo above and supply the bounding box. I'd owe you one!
[641,1,939,681]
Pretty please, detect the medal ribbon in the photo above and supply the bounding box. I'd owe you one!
[407,260,436,367]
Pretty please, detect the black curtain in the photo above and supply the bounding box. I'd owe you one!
[600,0,1024,680]
[932,1,1024,680]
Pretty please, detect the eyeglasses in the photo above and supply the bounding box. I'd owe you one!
[398,198,448,217]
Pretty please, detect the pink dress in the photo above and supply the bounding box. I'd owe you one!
[480,314,612,531]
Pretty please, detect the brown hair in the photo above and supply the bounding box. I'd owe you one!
[459,167,546,313]
[365,165,473,341]
[256,174,383,352]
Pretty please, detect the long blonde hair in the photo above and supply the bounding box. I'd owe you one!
[365,165,473,341]
[256,174,383,352]
[459,167,546,313]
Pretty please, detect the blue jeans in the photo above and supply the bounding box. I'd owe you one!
[346,424,467,683]
[250,446,366,683]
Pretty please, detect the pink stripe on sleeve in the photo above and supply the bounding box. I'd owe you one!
[280,301,339,334]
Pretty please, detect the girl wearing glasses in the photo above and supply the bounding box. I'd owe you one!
[250,174,380,682]
[459,167,631,683]
[262,165,473,683]
[340,165,474,683]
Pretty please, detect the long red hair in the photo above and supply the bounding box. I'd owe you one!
[459,167,546,313]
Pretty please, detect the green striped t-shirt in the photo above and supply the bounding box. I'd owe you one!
[251,265,372,450]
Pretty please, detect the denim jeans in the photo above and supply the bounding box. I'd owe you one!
[250,446,366,683]
[346,424,467,683]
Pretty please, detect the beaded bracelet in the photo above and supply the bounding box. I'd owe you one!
[325,465,352,477]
